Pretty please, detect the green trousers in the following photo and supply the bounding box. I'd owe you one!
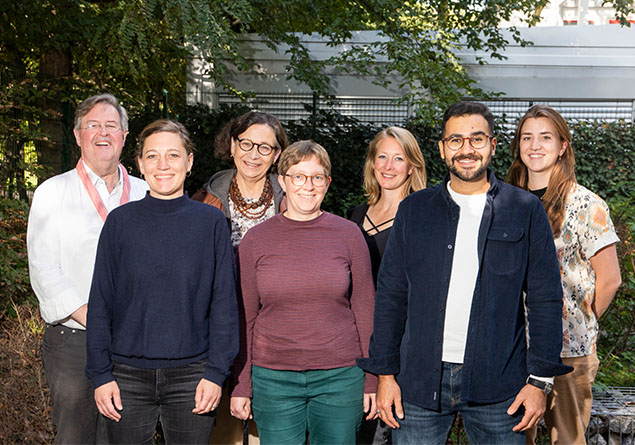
[252,365,365,445]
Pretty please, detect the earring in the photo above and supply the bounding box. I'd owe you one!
[186,171,192,177]
[230,151,234,158]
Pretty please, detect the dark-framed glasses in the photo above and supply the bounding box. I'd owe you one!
[285,173,330,187]
[83,122,123,133]
[237,138,276,156]
[442,133,493,151]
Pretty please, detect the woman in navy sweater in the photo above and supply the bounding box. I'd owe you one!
[86,120,238,443]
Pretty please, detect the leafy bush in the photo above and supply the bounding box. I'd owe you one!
[0,198,33,314]
[595,195,635,387]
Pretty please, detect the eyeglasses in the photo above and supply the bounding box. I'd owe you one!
[284,173,330,187]
[237,138,276,156]
[442,133,493,151]
[82,122,123,133]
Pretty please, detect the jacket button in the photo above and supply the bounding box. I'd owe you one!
[503,233,508,238]
[447,244,453,249]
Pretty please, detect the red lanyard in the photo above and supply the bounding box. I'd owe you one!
[76,158,131,222]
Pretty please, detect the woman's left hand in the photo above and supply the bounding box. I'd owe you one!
[364,392,378,420]
[192,378,222,414]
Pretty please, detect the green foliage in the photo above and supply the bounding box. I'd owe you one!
[571,121,635,200]
[285,110,378,216]
[0,198,34,315]
[595,195,635,387]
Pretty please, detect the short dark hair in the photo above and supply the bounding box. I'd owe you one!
[137,119,194,158]
[441,101,495,137]
[214,111,288,160]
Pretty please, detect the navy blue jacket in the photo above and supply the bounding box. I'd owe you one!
[86,193,239,389]
[357,171,572,409]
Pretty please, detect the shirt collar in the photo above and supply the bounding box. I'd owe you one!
[83,161,122,189]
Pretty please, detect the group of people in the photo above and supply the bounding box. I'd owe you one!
[26,93,621,445]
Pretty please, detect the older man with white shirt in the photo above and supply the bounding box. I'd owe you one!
[27,94,148,443]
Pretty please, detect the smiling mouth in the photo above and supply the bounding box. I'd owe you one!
[95,141,110,147]
[243,160,261,167]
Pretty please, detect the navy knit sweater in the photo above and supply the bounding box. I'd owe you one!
[86,193,239,389]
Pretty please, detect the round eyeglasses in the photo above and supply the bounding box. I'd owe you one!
[442,133,493,151]
[284,173,330,187]
[237,138,276,156]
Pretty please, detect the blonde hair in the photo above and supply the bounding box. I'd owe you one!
[506,105,576,236]
[363,127,426,205]
[278,140,331,176]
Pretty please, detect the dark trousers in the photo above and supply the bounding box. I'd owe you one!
[99,360,215,444]
[42,324,99,444]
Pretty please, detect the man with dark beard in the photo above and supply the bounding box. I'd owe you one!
[357,101,572,444]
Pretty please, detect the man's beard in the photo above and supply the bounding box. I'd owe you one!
[446,152,491,182]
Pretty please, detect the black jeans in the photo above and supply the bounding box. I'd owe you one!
[99,360,215,444]
[42,324,99,444]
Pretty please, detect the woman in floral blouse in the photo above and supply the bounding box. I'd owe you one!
[507,105,621,444]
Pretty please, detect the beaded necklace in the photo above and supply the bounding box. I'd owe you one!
[229,175,274,219]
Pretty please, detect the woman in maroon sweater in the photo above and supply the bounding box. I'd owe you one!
[230,140,377,444]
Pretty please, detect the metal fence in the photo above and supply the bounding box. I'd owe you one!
[189,91,635,126]
[189,91,411,125]
[587,387,635,444]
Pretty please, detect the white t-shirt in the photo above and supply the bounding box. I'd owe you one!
[442,182,487,364]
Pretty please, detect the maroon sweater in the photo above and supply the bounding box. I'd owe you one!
[232,212,377,397]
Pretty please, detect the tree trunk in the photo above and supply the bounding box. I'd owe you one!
[37,48,72,180]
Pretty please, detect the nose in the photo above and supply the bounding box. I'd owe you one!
[461,139,478,153]
[157,155,169,169]
[385,158,394,170]
[249,147,260,159]
[303,177,316,190]
[98,124,109,136]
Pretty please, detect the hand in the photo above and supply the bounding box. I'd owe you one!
[95,381,123,422]
[364,393,378,420]
[192,379,222,414]
[507,384,546,432]
[376,375,404,429]
[230,396,252,420]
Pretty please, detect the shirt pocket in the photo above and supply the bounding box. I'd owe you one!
[485,227,525,275]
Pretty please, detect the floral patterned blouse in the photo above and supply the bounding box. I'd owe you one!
[228,197,276,249]
[555,184,619,358]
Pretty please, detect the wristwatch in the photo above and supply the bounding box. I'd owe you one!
[526,376,553,395]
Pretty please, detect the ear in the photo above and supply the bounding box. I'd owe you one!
[438,140,445,161]
[122,130,128,145]
[187,153,194,172]
[230,138,237,158]
[491,137,497,157]
[559,141,568,157]
[273,148,281,164]
[74,128,81,147]
[278,174,286,194]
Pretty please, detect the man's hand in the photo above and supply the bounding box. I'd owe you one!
[70,304,88,327]
[192,379,221,414]
[377,375,404,429]
[364,393,378,420]
[95,381,123,422]
[230,396,252,420]
[507,384,546,432]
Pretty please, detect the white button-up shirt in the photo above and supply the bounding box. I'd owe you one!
[27,164,148,329]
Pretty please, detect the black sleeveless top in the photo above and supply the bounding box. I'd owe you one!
[347,203,394,287]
